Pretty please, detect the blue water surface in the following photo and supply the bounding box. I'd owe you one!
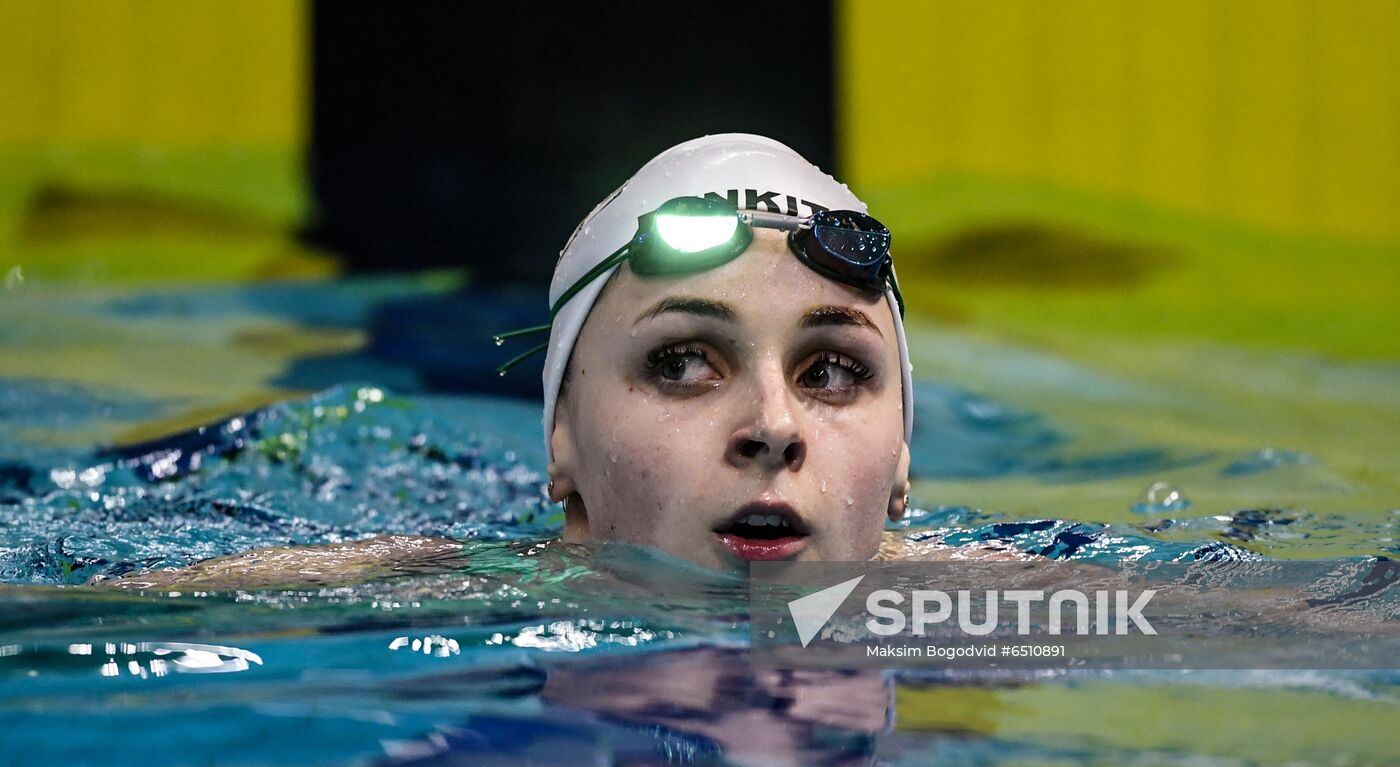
[1,277,1396,766]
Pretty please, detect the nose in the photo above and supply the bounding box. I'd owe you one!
[725,370,807,472]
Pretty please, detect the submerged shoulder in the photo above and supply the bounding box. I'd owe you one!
[93,535,467,591]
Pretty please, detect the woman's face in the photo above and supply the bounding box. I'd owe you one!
[548,228,909,570]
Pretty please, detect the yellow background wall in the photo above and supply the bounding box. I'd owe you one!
[840,0,1399,360]
[0,0,304,146]
[841,0,1400,243]
[0,0,316,281]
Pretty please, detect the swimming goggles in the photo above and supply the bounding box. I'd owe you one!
[493,195,903,374]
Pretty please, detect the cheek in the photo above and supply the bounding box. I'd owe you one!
[612,418,715,502]
[814,405,903,481]
[573,401,712,532]
[824,446,897,505]
[809,413,903,539]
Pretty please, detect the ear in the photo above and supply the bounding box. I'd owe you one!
[548,402,592,543]
[887,439,912,522]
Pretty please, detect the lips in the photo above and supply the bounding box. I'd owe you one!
[713,501,811,561]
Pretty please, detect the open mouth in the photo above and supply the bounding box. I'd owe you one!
[721,512,804,540]
[714,503,810,561]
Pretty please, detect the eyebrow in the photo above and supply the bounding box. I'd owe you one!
[800,305,883,338]
[634,296,736,325]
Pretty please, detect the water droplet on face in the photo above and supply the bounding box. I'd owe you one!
[844,496,854,506]
[820,480,827,494]
[656,412,672,422]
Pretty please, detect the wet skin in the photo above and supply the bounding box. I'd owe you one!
[548,228,911,570]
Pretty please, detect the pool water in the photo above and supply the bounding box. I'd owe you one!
[1,275,1397,765]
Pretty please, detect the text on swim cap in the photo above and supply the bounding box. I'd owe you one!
[703,190,831,217]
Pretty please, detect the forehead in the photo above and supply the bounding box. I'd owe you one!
[589,228,895,332]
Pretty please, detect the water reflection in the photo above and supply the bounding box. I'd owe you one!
[382,647,890,766]
[545,648,891,766]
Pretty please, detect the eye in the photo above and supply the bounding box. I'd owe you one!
[645,344,721,389]
[798,352,872,398]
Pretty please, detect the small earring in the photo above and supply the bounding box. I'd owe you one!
[889,483,911,522]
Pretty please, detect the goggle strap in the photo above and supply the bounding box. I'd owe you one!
[491,323,551,343]
[493,243,634,376]
[888,271,906,318]
[495,340,550,376]
[548,243,633,317]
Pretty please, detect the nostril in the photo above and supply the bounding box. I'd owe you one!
[728,432,806,469]
[783,442,805,468]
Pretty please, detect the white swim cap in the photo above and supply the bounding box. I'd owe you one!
[542,133,914,462]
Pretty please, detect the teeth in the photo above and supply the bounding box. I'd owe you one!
[740,513,793,528]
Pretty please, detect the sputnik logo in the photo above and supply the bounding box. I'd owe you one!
[787,576,865,647]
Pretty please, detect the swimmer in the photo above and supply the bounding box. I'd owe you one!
[102,134,1022,591]
[508,133,914,568]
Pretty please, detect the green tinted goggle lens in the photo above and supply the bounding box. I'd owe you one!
[631,197,753,276]
[653,198,740,253]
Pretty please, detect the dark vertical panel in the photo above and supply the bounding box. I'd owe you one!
[308,1,835,284]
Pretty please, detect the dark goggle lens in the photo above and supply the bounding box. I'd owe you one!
[793,210,891,294]
[810,210,890,267]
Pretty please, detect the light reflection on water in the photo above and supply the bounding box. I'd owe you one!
[2,639,262,679]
